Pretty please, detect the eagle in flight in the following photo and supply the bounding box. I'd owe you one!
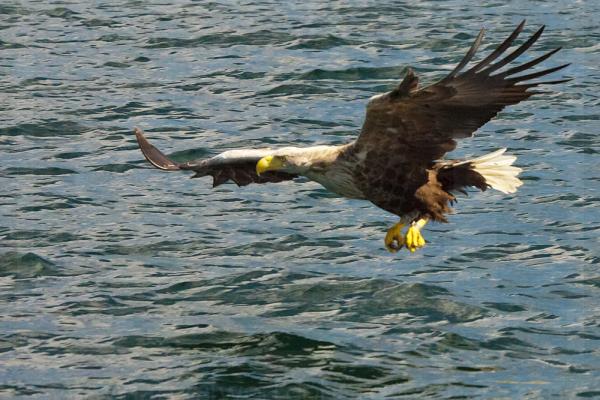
[135,21,569,253]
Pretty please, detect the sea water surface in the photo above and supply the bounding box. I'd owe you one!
[1,1,599,398]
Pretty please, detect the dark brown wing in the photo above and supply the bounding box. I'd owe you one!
[134,128,297,187]
[355,20,570,164]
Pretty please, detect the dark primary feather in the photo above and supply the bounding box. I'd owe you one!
[134,128,297,187]
[440,27,486,83]
[467,21,525,74]
[355,20,570,164]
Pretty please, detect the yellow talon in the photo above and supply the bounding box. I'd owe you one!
[384,222,405,253]
[384,218,428,253]
[405,219,427,252]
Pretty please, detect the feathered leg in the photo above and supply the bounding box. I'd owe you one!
[384,222,405,252]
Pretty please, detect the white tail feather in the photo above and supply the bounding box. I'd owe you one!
[464,148,523,194]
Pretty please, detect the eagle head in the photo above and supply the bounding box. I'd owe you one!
[256,146,347,176]
[256,154,312,176]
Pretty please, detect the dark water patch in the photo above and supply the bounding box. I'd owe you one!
[80,18,120,27]
[186,365,280,399]
[561,114,600,122]
[256,84,336,97]
[572,276,600,288]
[97,33,132,42]
[34,341,130,357]
[284,118,344,128]
[483,302,527,313]
[188,382,334,400]
[3,167,77,176]
[201,69,267,80]
[499,326,591,341]
[526,313,559,322]
[53,151,90,160]
[113,330,264,351]
[102,240,201,257]
[59,295,150,316]
[549,290,589,299]
[455,365,501,372]
[42,7,80,19]
[0,252,61,278]
[102,61,130,69]
[19,77,63,87]
[0,39,25,49]
[92,163,141,173]
[481,336,541,354]
[0,384,42,397]
[3,230,79,244]
[287,35,361,50]
[0,331,58,354]
[0,4,29,15]
[459,243,583,262]
[578,391,600,398]
[19,202,76,212]
[423,332,482,353]
[175,82,206,92]
[323,363,391,381]
[145,30,296,49]
[0,121,91,137]
[217,235,349,256]
[542,220,600,234]
[110,389,179,399]
[389,382,487,398]
[556,132,599,152]
[533,193,597,207]
[299,66,409,81]
[16,192,105,213]
[98,102,197,121]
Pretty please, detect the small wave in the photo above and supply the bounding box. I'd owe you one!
[287,35,361,50]
[92,163,140,173]
[53,151,90,160]
[3,167,77,176]
[102,61,131,69]
[0,121,91,137]
[256,84,336,97]
[0,252,61,278]
[300,66,410,81]
[0,39,25,49]
[144,30,296,49]
[42,7,79,19]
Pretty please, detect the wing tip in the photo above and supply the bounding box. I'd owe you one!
[134,127,180,171]
[509,63,571,84]
[441,28,486,82]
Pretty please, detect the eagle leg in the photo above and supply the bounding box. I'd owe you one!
[405,218,428,253]
[384,222,405,253]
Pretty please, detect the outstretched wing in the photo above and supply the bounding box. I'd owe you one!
[134,128,297,187]
[355,20,570,164]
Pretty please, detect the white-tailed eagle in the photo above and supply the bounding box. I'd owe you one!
[135,21,569,252]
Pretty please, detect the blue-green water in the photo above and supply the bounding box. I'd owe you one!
[1,1,599,398]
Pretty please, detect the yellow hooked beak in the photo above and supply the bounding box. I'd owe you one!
[256,155,284,175]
